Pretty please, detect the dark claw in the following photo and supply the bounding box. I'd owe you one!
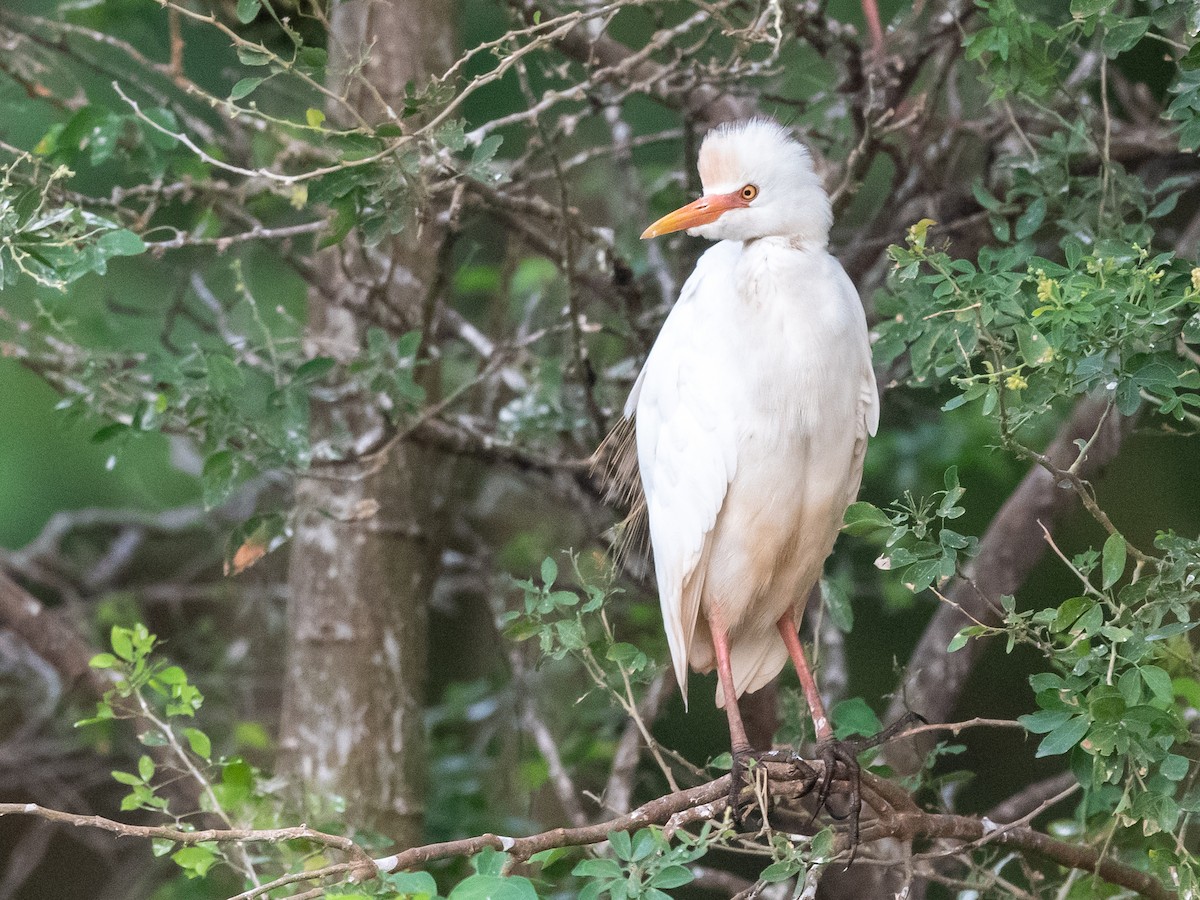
[727,744,754,828]
[811,712,926,866]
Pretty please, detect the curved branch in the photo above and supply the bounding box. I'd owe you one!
[1,758,1176,900]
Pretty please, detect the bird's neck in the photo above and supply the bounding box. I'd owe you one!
[742,233,829,254]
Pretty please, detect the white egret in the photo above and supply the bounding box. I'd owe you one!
[618,119,880,787]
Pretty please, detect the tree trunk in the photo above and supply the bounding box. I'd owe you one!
[277,0,454,847]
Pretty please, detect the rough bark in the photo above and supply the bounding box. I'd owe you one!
[277,0,454,846]
[0,570,107,700]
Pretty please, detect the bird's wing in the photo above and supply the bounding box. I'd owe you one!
[632,243,742,707]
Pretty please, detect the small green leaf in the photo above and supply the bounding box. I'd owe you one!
[831,697,881,740]
[842,502,892,535]
[89,653,119,669]
[235,0,261,23]
[448,874,537,900]
[540,557,557,587]
[183,727,212,760]
[294,356,336,383]
[608,829,632,861]
[1102,16,1149,56]
[628,828,656,862]
[1161,753,1191,781]
[572,858,623,879]
[111,626,134,662]
[305,108,326,128]
[470,135,503,169]
[172,845,217,878]
[230,77,265,100]
[1014,197,1046,240]
[1141,665,1174,703]
[97,229,146,257]
[947,628,971,653]
[761,858,802,882]
[1019,708,1074,734]
[823,580,853,633]
[650,865,693,889]
[1101,533,1126,589]
[138,754,155,781]
[1035,715,1089,758]
[237,45,272,65]
[156,665,188,685]
[383,871,438,896]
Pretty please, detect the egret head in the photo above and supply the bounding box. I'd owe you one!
[641,119,831,245]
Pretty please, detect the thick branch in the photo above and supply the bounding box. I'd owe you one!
[890,811,1174,900]
[0,570,108,698]
[1,763,1175,900]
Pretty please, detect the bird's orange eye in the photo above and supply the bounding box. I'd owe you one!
[741,185,758,202]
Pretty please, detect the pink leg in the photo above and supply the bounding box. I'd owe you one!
[861,0,884,53]
[777,617,834,741]
[709,613,752,754]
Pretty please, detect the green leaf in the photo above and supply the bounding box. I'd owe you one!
[1053,597,1094,633]
[237,45,272,65]
[1161,754,1191,781]
[1102,16,1149,56]
[540,557,557,587]
[447,874,537,900]
[235,0,261,23]
[470,135,503,170]
[761,858,802,882]
[1019,708,1074,734]
[111,626,134,662]
[383,871,438,897]
[608,829,632,861]
[471,847,507,877]
[1014,196,1046,240]
[823,580,853,633]
[1141,665,1174,703]
[156,665,188,685]
[649,865,693,889]
[172,845,217,878]
[947,626,981,653]
[183,727,212,760]
[138,754,155,781]
[294,356,336,383]
[96,229,146,257]
[230,77,265,100]
[831,697,881,739]
[201,450,237,508]
[842,502,892,535]
[1101,533,1126,589]
[111,769,143,786]
[1035,715,1089,758]
[306,108,326,128]
[628,828,656,862]
[89,653,119,669]
[572,858,623,879]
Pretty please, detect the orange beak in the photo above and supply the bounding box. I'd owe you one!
[640,190,750,239]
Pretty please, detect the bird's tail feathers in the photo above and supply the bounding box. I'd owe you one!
[591,417,650,566]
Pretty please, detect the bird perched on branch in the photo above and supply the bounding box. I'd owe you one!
[603,118,885,815]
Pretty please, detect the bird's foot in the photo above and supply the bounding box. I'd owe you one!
[810,711,926,862]
[727,746,819,830]
[727,744,757,828]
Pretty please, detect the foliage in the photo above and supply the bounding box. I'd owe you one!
[2,0,1200,898]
